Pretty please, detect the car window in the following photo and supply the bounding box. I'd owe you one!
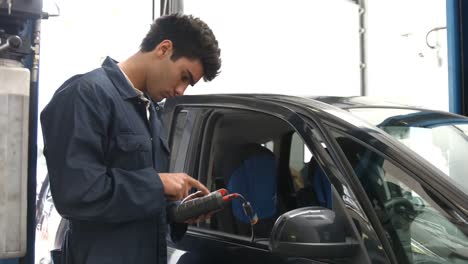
[349,107,468,195]
[185,108,334,240]
[289,133,308,192]
[333,133,468,264]
[289,132,331,209]
[169,111,187,172]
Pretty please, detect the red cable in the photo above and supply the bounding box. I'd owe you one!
[217,188,228,196]
[222,193,239,202]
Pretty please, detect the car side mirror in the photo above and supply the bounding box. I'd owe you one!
[269,207,359,258]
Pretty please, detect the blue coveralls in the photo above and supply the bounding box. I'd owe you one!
[40,57,186,264]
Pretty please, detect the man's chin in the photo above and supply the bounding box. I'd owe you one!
[152,95,165,102]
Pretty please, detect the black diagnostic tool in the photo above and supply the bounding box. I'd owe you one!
[170,188,258,224]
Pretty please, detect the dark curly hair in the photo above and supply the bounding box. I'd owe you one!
[140,14,221,81]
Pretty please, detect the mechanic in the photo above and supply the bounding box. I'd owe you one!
[40,13,221,264]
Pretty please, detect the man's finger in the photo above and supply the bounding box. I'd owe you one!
[181,190,202,203]
[193,190,205,198]
[183,180,189,198]
[186,177,209,195]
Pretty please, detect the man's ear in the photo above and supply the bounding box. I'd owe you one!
[154,40,173,58]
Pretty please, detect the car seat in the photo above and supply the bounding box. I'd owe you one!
[340,138,413,263]
[214,143,279,237]
[296,157,332,209]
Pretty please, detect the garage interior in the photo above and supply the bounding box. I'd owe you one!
[1,0,468,263]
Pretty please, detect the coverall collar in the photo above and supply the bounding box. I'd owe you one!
[102,56,141,100]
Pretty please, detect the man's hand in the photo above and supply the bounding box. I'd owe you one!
[158,173,209,201]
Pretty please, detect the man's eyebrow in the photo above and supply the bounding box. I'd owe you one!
[186,70,195,86]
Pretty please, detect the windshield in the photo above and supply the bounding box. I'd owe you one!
[348,108,468,195]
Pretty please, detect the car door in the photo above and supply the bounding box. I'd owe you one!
[162,95,378,264]
[325,123,468,264]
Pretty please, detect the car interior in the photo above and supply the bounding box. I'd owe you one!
[185,108,333,239]
[333,134,418,263]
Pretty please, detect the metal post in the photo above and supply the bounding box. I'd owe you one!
[447,0,463,114]
[152,0,155,21]
[358,0,368,96]
[161,0,183,16]
[19,17,40,264]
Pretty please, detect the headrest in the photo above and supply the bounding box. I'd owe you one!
[225,144,278,223]
[308,157,332,209]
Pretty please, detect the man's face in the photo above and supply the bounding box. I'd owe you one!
[145,52,204,102]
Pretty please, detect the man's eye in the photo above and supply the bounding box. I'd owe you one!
[182,76,189,83]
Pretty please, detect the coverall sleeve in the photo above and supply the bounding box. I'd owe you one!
[40,81,166,223]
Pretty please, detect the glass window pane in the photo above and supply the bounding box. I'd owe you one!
[349,107,468,195]
[334,133,468,264]
[169,112,188,171]
[289,133,305,180]
[289,133,331,208]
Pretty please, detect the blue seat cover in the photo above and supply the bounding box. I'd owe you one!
[228,154,277,223]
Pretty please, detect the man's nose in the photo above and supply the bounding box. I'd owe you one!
[175,83,189,96]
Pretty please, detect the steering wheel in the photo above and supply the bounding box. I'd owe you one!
[384,197,417,221]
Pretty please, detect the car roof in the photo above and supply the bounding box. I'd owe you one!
[235,94,442,110]
[213,94,465,118]
[309,96,411,109]
[169,94,467,126]
[209,94,413,109]
[189,94,468,139]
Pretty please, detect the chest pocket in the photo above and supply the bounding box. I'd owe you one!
[117,134,151,152]
[112,134,153,170]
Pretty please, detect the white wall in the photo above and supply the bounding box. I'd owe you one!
[184,0,449,110]
[38,0,450,115]
[367,0,448,110]
[184,0,361,97]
